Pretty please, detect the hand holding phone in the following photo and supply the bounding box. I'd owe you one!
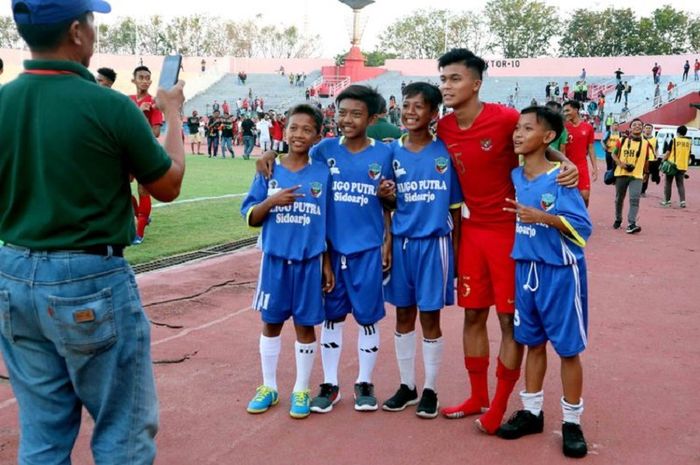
[158,55,182,90]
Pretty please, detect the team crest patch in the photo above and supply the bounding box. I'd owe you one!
[368,163,382,180]
[393,159,406,177]
[328,158,340,174]
[540,193,556,212]
[309,182,323,198]
[269,179,278,189]
[435,157,449,174]
[480,138,493,151]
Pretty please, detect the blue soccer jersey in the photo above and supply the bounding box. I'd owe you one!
[240,159,331,261]
[311,137,393,255]
[511,164,592,265]
[391,136,463,238]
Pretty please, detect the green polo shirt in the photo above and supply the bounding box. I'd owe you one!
[367,117,402,141]
[0,59,172,249]
[550,127,568,152]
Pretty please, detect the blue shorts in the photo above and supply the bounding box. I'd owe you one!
[325,247,385,325]
[384,235,454,312]
[253,253,324,327]
[514,260,588,357]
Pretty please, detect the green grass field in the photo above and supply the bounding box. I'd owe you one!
[125,155,258,264]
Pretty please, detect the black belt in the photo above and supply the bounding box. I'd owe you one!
[5,244,124,257]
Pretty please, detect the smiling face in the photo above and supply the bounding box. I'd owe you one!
[439,63,481,109]
[630,120,643,137]
[401,93,436,132]
[336,98,374,140]
[562,104,579,123]
[285,113,321,155]
[513,112,556,156]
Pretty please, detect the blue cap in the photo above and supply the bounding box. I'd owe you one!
[12,0,111,25]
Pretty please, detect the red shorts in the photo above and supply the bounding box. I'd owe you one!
[576,161,591,191]
[457,222,515,313]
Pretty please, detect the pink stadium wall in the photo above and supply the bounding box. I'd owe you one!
[384,54,700,77]
[1,48,698,79]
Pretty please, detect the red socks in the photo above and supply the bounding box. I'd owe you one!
[136,194,152,238]
[476,358,520,434]
[442,356,490,418]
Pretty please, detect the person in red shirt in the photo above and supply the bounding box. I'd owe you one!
[435,49,578,434]
[563,100,597,206]
[270,113,285,151]
[562,81,570,100]
[129,65,164,244]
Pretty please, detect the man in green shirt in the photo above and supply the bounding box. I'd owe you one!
[367,95,402,142]
[0,1,185,463]
[546,101,568,154]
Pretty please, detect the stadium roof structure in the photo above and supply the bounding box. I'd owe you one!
[338,0,375,10]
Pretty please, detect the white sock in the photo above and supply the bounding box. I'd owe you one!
[320,321,344,386]
[259,334,281,390]
[394,331,416,390]
[422,337,443,392]
[521,390,544,415]
[357,324,380,383]
[561,396,584,425]
[293,341,316,392]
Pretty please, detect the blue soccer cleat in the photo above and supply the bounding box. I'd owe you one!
[246,385,279,414]
[289,390,311,419]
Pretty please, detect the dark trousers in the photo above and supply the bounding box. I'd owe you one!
[208,136,219,156]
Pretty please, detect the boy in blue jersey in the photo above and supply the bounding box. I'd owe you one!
[256,85,393,413]
[241,104,334,419]
[380,83,462,418]
[498,106,592,458]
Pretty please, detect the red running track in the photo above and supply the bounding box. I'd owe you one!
[1,164,699,465]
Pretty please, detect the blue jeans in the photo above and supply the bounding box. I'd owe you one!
[0,246,158,465]
[243,135,255,158]
[221,136,234,157]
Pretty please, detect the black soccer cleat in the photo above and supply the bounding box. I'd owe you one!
[496,410,544,440]
[382,384,418,412]
[562,422,588,458]
[416,388,439,419]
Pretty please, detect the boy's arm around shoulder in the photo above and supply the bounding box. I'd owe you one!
[555,182,592,247]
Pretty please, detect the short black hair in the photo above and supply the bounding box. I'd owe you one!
[545,101,562,112]
[97,67,116,83]
[520,106,564,141]
[563,100,581,110]
[0,58,3,71]
[437,48,487,79]
[287,104,324,133]
[403,82,442,111]
[14,6,89,53]
[336,85,382,116]
[377,95,387,114]
[133,66,151,77]
[677,125,688,136]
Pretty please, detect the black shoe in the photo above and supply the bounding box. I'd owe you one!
[626,223,641,234]
[382,384,418,412]
[416,388,439,419]
[562,422,588,458]
[496,410,544,440]
[612,220,622,229]
[309,383,341,413]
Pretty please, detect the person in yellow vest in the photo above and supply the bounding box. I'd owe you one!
[641,123,659,196]
[660,125,691,208]
[603,122,621,171]
[611,118,655,233]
